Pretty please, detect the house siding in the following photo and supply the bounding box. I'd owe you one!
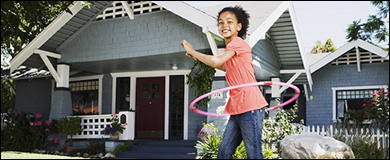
[59,10,210,63]
[306,62,389,126]
[187,86,207,140]
[14,78,52,120]
[252,39,280,75]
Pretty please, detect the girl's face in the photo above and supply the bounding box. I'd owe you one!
[218,11,242,40]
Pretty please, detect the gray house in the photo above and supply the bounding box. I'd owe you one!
[5,1,311,140]
[306,39,389,126]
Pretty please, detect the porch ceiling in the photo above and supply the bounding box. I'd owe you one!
[268,10,308,85]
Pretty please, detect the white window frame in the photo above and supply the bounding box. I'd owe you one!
[332,85,388,123]
[69,75,104,115]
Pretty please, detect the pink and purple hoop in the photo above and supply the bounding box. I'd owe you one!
[189,81,300,117]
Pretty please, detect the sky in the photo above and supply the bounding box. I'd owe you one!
[183,1,387,54]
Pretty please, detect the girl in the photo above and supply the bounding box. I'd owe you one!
[181,6,268,159]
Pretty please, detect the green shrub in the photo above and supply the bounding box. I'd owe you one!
[110,140,134,155]
[195,122,279,159]
[56,116,83,147]
[334,131,387,159]
[1,109,59,152]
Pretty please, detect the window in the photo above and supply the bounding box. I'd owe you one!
[116,77,130,112]
[335,87,387,120]
[70,80,99,115]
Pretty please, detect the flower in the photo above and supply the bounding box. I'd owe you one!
[35,113,43,119]
[45,120,51,125]
[29,121,34,126]
[54,138,60,144]
[34,121,42,126]
[104,113,126,135]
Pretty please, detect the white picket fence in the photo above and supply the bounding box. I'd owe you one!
[301,124,389,149]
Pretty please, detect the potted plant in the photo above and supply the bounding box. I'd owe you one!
[56,116,83,152]
[104,113,127,140]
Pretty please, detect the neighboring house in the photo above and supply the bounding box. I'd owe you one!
[306,39,389,126]
[4,1,311,140]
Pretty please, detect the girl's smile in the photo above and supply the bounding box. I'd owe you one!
[218,11,242,44]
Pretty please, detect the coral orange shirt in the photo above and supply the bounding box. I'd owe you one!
[224,37,268,115]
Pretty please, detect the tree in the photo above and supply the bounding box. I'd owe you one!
[346,1,389,50]
[310,39,337,54]
[1,1,94,59]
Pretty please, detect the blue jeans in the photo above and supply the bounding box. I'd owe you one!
[218,108,265,159]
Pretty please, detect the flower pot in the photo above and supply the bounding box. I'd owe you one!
[109,131,120,140]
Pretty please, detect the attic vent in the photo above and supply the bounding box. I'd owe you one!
[96,1,165,21]
[331,51,388,65]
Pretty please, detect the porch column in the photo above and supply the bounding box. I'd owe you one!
[207,69,229,137]
[269,76,282,119]
[49,63,72,120]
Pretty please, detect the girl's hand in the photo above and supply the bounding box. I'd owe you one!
[180,39,194,56]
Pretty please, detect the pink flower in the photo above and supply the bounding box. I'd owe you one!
[369,105,373,108]
[122,123,128,126]
[371,98,376,102]
[380,87,384,91]
[112,113,117,117]
[35,113,42,119]
[362,104,366,107]
[49,137,53,141]
[45,128,49,132]
[35,121,42,126]
[45,120,51,125]
[54,138,60,144]
[363,115,366,119]
[378,92,382,95]
[29,121,34,126]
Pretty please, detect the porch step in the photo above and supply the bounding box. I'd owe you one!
[116,140,197,159]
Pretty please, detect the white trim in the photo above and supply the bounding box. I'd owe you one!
[111,70,191,140]
[280,69,305,74]
[310,39,389,74]
[39,54,60,83]
[248,1,289,48]
[69,75,104,115]
[203,28,219,56]
[10,1,85,73]
[303,84,309,101]
[183,74,189,140]
[120,1,134,20]
[331,85,388,122]
[164,75,170,140]
[34,49,61,59]
[278,71,302,94]
[152,1,220,38]
[356,46,361,72]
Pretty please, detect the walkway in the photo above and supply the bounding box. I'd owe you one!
[116,140,197,159]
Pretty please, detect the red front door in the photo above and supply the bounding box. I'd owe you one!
[135,77,165,139]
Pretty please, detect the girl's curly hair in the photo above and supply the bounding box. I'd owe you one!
[217,6,250,39]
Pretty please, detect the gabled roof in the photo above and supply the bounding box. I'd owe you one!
[197,1,312,88]
[9,1,312,89]
[309,39,389,73]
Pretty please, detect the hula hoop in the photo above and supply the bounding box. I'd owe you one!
[189,81,300,117]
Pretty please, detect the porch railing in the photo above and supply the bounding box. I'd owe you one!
[300,124,389,149]
[71,111,135,140]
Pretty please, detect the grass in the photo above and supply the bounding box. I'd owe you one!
[1,151,90,159]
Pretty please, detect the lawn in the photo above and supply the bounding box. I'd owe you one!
[1,151,89,159]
